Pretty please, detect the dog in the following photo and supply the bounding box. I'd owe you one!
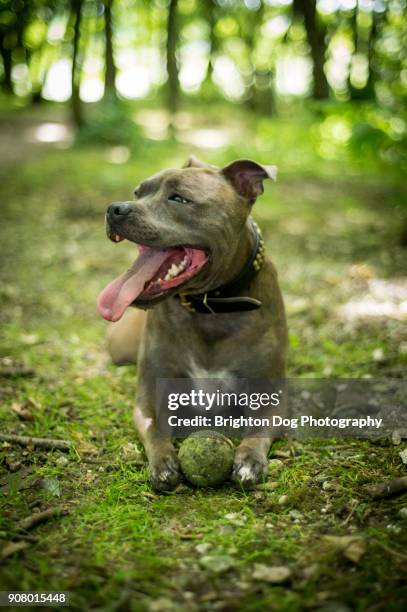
[97,156,287,490]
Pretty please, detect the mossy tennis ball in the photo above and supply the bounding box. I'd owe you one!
[179,431,234,487]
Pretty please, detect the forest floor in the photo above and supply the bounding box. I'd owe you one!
[0,103,407,611]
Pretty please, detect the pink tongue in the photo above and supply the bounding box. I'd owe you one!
[97,249,172,322]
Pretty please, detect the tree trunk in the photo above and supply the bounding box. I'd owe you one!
[30,40,50,104]
[166,0,179,115]
[104,0,116,98]
[71,0,84,128]
[359,8,380,100]
[242,2,274,114]
[347,0,359,98]
[294,0,329,100]
[351,7,384,101]
[203,0,216,83]
[0,33,13,93]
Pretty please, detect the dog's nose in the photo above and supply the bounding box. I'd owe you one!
[107,203,132,218]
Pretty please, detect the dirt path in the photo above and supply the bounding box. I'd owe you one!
[0,108,73,167]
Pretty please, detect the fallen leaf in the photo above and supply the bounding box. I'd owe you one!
[195,542,212,554]
[323,535,366,563]
[399,448,407,465]
[41,477,61,497]
[253,564,292,584]
[56,455,69,467]
[199,554,236,573]
[10,401,34,421]
[224,512,248,526]
[72,432,98,456]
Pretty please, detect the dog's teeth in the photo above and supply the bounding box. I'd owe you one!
[163,260,188,283]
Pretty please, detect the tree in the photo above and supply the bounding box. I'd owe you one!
[347,4,387,101]
[202,0,217,85]
[358,7,385,101]
[166,0,179,115]
[71,0,84,127]
[103,0,117,98]
[240,1,274,114]
[293,0,330,100]
[0,29,13,93]
[0,0,31,95]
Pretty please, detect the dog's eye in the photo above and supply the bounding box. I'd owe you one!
[168,193,190,204]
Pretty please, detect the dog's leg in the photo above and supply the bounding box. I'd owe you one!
[107,309,147,365]
[130,317,183,492]
[133,403,182,491]
[232,436,271,487]
[233,388,286,487]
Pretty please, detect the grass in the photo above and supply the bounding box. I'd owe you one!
[0,102,407,611]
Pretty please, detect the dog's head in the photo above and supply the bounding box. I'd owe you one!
[97,156,276,321]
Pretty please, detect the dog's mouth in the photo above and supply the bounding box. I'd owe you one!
[97,236,208,321]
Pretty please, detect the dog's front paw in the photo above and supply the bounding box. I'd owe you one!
[232,449,268,488]
[148,452,182,492]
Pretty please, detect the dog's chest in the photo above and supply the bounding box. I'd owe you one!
[186,358,234,380]
[154,299,270,377]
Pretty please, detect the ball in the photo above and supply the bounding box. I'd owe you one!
[178,430,234,487]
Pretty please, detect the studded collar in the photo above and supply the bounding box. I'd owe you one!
[176,220,265,314]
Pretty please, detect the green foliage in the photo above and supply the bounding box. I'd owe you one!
[75,97,141,147]
[317,104,407,174]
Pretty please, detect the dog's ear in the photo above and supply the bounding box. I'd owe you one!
[182,155,210,169]
[221,160,277,203]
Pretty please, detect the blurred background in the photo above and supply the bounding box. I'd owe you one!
[0,0,406,377]
[0,0,406,174]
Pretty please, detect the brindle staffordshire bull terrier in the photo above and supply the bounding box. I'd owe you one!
[97,156,287,491]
